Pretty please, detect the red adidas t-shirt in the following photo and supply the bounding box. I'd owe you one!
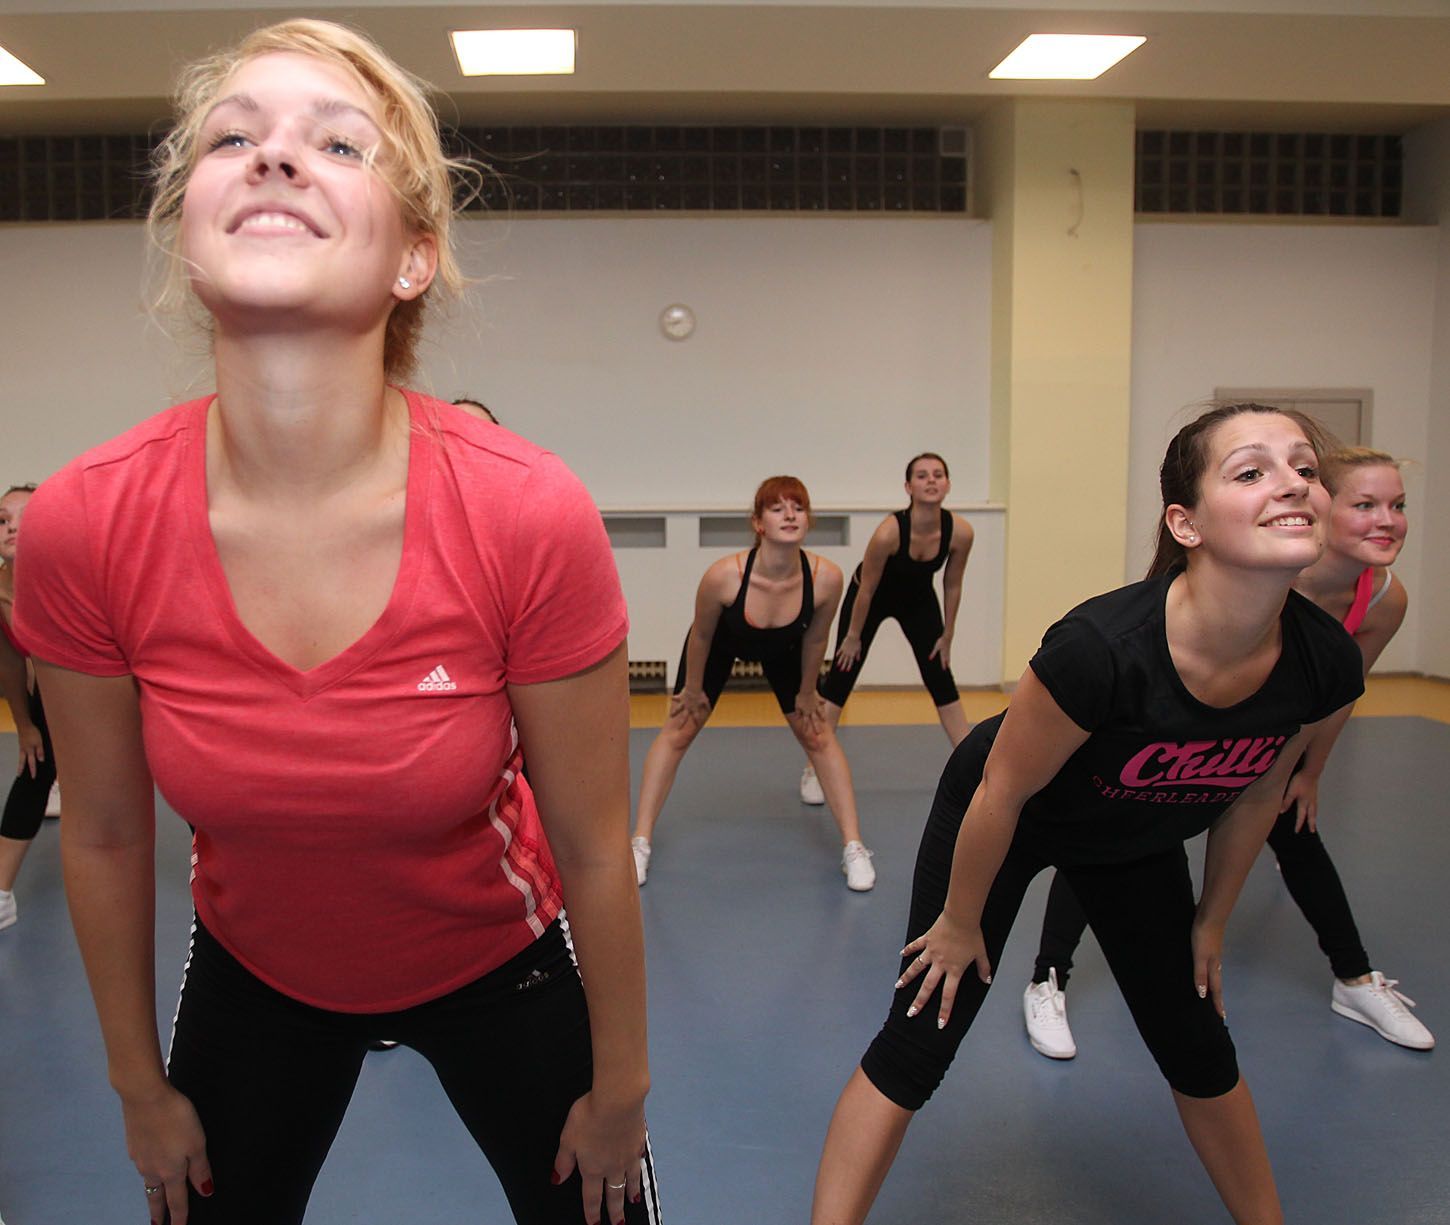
[14,392,628,1011]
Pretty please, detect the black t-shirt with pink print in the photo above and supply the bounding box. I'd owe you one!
[963,570,1364,867]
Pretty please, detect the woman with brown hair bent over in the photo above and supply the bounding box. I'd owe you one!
[812,404,1363,1224]
[631,476,876,891]
[797,452,974,805]
[1023,444,1432,1060]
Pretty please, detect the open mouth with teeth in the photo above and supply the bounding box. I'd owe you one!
[1262,514,1312,528]
[231,210,322,237]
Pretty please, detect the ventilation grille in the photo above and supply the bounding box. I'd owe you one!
[1135,131,1402,218]
[0,126,969,222]
[628,656,827,694]
[628,659,669,693]
[447,125,969,214]
[0,135,158,222]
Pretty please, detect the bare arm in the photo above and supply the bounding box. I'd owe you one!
[1280,573,1406,831]
[673,559,731,727]
[508,643,648,1225]
[931,516,975,669]
[34,660,211,1222]
[1195,719,1327,1014]
[896,667,1089,1026]
[796,558,843,718]
[834,519,895,669]
[0,628,41,777]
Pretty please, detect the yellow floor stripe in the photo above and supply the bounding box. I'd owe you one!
[630,677,1450,730]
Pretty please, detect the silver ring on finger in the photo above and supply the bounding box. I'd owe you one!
[144,1184,164,1196]
[608,1181,627,1190]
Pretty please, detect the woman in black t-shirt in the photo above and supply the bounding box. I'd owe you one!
[811,404,1363,1225]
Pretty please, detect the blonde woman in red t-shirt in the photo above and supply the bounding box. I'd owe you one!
[16,21,652,1225]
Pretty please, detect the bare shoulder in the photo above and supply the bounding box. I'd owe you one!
[951,513,976,548]
[809,553,844,599]
[1365,569,1408,632]
[700,552,746,600]
[865,515,898,551]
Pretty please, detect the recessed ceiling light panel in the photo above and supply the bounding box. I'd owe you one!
[989,34,1145,81]
[0,44,44,87]
[451,29,576,77]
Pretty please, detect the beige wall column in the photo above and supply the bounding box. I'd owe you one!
[977,99,1136,683]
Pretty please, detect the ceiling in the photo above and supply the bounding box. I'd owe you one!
[2,1,1450,136]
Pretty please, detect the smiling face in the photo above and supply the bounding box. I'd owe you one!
[1172,412,1329,575]
[1326,463,1407,568]
[0,489,32,566]
[753,496,808,545]
[179,51,429,334]
[906,457,950,506]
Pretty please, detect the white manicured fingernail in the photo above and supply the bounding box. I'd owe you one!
[937,1016,947,1029]
[906,1005,918,1017]
[1197,985,1207,999]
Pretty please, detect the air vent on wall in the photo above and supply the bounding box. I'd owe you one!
[1135,131,1401,218]
[0,125,971,222]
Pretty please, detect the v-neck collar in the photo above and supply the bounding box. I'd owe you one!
[186,390,432,699]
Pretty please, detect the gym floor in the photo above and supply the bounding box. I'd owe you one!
[1,682,1445,1223]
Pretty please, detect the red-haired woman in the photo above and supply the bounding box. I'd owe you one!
[631,476,876,891]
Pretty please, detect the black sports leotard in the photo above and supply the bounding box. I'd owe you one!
[819,507,959,708]
[673,546,817,716]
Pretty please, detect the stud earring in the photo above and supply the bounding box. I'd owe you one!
[398,276,412,290]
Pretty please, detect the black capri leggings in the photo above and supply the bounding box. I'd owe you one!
[672,626,801,717]
[862,742,1238,1110]
[817,575,959,709]
[167,916,661,1224]
[1033,808,1372,987]
[0,685,56,842]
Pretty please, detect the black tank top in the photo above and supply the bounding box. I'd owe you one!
[719,546,814,662]
[868,508,953,596]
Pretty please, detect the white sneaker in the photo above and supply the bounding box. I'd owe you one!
[1023,968,1076,1059]
[631,836,652,887]
[0,889,15,932]
[841,841,875,891]
[1331,971,1434,1050]
[799,764,826,805]
[45,782,60,817]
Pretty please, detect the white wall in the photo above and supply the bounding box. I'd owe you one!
[421,216,993,509]
[1404,118,1450,680]
[0,216,1001,685]
[1130,222,1437,674]
[4,216,1442,679]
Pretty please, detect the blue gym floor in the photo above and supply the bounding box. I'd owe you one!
[1,718,1445,1223]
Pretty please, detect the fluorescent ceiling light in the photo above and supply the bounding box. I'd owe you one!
[451,29,576,76]
[989,34,1145,80]
[0,44,44,86]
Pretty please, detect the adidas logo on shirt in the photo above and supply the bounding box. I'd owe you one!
[418,665,458,692]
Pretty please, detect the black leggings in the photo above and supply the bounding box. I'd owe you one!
[0,685,56,842]
[817,575,959,709]
[861,740,1238,1109]
[167,917,661,1224]
[672,627,801,717]
[1033,809,1371,987]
